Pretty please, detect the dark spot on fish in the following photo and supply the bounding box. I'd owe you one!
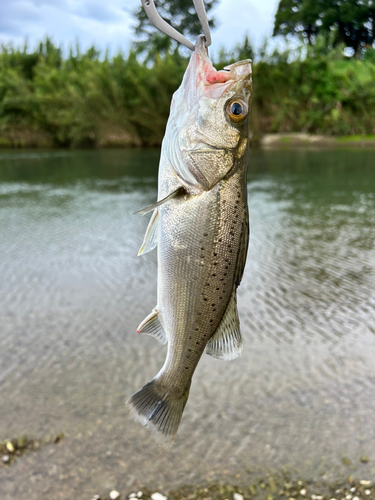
[214,252,217,256]
[216,287,220,290]
[229,249,233,253]
[212,273,216,277]
[225,266,228,269]
[201,247,205,251]
[188,348,192,352]
[204,298,207,301]
[214,262,217,266]
[196,341,200,345]
[195,327,199,331]
[211,303,215,307]
[218,238,222,242]
[189,336,192,339]
[209,319,213,323]
[203,233,208,236]
[185,367,189,369]
[224,273,227,277]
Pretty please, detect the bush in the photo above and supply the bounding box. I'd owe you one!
[0,38,374,147]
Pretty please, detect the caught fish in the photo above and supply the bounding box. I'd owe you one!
[127,35,252,444]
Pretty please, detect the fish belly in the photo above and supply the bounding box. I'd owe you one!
[157,166,249,394]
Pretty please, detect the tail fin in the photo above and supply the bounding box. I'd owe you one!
[127,378,190,446]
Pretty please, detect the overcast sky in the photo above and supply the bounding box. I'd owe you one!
[0,0,281,56]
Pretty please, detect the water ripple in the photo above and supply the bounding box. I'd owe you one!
[0,149,374,499]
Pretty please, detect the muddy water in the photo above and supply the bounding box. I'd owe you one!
[0,148,374,499]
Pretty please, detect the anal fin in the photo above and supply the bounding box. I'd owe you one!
[138,208,159,256]
[137,308,167,345]
[206,291,242,360]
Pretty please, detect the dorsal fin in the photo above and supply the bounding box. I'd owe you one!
[137,308,167,345]
[205,291,242,360]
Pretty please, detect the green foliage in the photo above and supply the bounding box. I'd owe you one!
[273,0,375,55]
[254,48,375,135]
[273,0,320,45]
[0,38,188,147]
[0,37,375,148]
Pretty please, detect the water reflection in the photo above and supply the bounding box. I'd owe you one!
[0,148,374,499]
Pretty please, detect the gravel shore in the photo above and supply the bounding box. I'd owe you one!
[1,436,373,500]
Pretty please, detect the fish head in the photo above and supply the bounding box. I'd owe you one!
[165,35,253,191]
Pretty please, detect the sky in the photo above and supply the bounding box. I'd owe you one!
[0,0,281,56]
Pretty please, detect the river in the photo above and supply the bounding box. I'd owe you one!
[0,148,374,499]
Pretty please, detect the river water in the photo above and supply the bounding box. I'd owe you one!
[0,148,374,499]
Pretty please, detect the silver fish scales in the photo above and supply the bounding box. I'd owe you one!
[127,35,252,444]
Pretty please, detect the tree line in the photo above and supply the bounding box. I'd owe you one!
[0,1,374,147]
[134,0,375,58]
[273,0,375,56]
[0,37,374,148]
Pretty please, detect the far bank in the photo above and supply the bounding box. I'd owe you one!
[1,41,375,149]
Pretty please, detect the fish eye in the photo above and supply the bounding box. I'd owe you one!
[226,99,248,123]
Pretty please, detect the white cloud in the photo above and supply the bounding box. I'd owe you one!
[0,0,280,55]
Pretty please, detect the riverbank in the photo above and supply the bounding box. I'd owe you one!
[1,436,374,500]
[94,477,374,500]
[1,131,375,149]
[1,41,375,149]
[260,134,375,148]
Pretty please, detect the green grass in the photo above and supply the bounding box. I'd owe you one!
[336,135,375,143]
[1,39,375,148]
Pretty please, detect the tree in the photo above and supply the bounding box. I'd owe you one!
[321,0,375,54]
[273,0,375,56]
[133,0,219,59]
[273,0,321,45]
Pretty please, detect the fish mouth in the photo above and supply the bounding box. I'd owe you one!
[194,35,252,87]
[177,35,252,115]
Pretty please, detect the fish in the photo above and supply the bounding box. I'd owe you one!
[127,34,252,445]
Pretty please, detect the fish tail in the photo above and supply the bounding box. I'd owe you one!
[127,377,190,446]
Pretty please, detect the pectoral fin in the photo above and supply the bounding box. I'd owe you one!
[137,308,167,345]
[135,187,186,216]
[138,209,159,256]
[205,291,242,360]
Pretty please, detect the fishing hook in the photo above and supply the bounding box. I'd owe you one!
[140,0,212,51]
